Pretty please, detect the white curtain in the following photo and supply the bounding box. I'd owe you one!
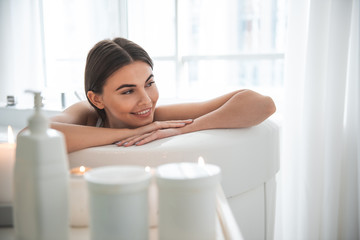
[276,0,360,239]
[0,0,45,104]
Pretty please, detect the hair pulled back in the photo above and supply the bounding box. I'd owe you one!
[84,38,153,121]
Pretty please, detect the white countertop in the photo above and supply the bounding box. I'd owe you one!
[0,227,159,240]
[0,204,239,240]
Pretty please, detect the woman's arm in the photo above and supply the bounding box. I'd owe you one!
[121,89,275,146]
[155,89,276,130]
[50,122,133,153]
[51,101,191,153]
[49,101,131,153]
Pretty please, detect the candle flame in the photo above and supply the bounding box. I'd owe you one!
[70,166,90,175]
[198,156,205,166]
[79,166,86,173]
[8,125,14,144]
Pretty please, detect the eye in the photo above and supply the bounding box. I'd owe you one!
[146,81,155,88]
[121,89,134,95]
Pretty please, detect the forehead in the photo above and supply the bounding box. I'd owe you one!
[105,61,152,86]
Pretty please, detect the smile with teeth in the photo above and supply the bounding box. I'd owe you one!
[133,108,151,116]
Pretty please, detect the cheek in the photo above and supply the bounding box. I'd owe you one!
[104,94,132,113]
[149,86,159,103]
[117,96,138,112]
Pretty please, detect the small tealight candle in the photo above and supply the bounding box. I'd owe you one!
[156,159,221,240]
[0,126,16,203]
[69,166,91,227]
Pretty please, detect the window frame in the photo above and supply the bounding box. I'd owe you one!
[39,0,286,104]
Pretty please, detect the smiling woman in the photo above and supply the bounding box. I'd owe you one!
[87,62,158,129]
[50,38,276,153]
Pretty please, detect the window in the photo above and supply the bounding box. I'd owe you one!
[128,0,287,102]
[41,0,287,107]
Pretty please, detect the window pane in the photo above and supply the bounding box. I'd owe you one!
[179,59,284,99]
[179,0,287,55]
[39,0,287,107]
[153,60,177,101]
[42,0,122,91]
[128,0,176,57]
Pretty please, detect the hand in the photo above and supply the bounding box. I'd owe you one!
[116,120,193,147]
[116,128,184,147]
[136,119,193,136]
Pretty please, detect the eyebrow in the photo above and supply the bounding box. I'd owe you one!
[115,74,154,91]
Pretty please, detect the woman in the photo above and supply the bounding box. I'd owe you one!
[51,38,276,153]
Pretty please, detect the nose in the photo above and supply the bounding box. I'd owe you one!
[138,89,152,106]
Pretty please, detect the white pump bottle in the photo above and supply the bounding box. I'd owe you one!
[13,91,69,240]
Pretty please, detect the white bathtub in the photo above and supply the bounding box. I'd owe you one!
[69,119,280,240]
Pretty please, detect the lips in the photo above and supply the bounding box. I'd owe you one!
[132,108,152,117]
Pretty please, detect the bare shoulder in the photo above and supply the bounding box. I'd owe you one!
[51,101,98,126]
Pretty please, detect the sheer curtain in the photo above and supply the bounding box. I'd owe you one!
[276,0,359,239]
[0,0,45,105]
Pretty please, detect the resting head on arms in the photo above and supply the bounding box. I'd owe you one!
[50,37,276,153]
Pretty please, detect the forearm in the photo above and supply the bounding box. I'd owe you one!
[155,90,243,121]
[51,120,192,152]
[51,122,134,153]
[180,90,276,133]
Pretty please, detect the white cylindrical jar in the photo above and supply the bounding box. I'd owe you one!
[156,162,221,240]
[85,166,151,240]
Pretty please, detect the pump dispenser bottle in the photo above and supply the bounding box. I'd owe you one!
[13,91,69,240]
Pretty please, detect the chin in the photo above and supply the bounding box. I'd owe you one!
[128,117,154,129]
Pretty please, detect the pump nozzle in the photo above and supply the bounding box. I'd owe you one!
[25,90,44,110]
[25,90,49,133]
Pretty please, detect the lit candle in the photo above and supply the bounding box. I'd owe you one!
[156,158,221,240]
[69,165,91,227]
[0,126,16,203]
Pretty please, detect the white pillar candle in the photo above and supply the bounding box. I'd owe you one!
[69,166,91,227]
[156,162,221,240]
[0,126,16,203]
[85,166,152,240]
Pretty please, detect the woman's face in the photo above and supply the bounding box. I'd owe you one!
[97,61,159,128]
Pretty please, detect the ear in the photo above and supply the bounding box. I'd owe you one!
[87,91,105,109]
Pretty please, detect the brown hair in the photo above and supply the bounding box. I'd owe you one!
[84,38,153,121]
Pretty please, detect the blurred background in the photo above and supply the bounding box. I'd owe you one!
[0,0,287,111]
[1,1,359,239]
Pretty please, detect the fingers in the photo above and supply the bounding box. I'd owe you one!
[167,119,193,124]
[116,128,180,147]
[122,132,153,147]
[152,119,193,130]
[137,119,192,136]
[115,134,145,147]
[133,133,158,146]
[116,119,193,147]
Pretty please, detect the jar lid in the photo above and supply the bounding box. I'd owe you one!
[156,162,221,189]
[85,165,151,193]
